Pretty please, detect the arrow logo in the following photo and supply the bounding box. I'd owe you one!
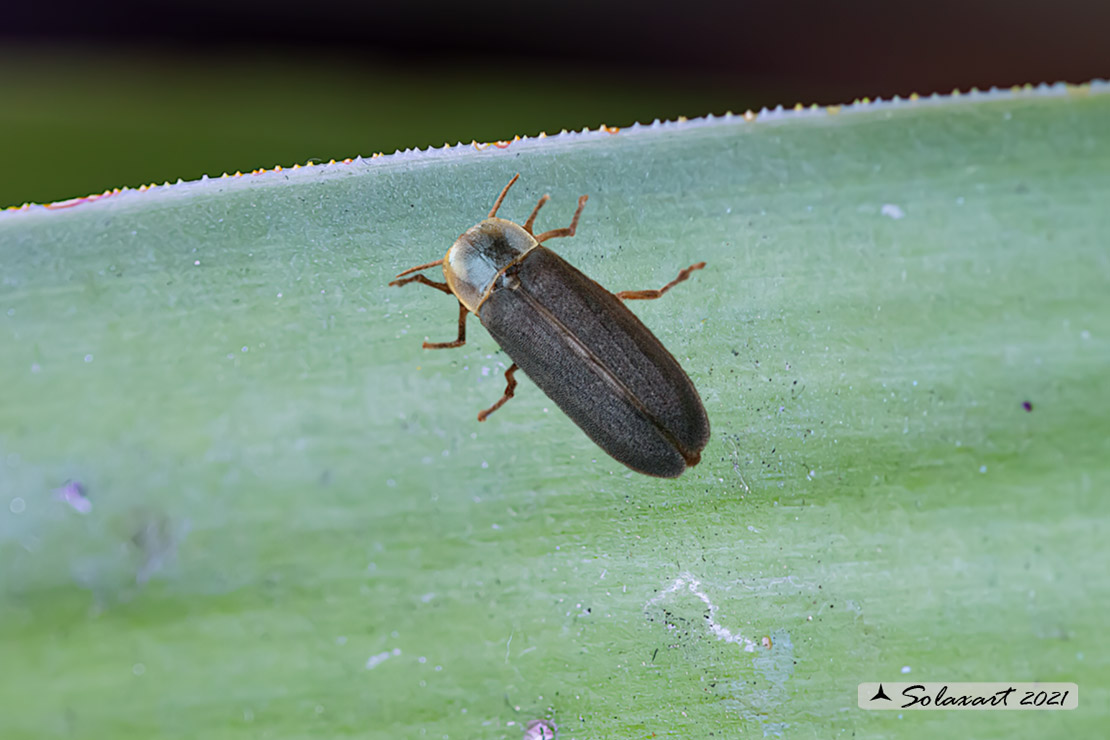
[871,684,892,702]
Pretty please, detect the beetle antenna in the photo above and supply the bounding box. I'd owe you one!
[523,194,550,234]
[393,259,445,278]
[488,173,521,218]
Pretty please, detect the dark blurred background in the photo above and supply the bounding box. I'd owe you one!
[2,0,1107,207]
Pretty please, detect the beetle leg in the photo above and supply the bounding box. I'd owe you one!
[534,195,589,243]
[488,174,521,218]
[392,259,445,279]
[522,194,550,234]
[423,302,469,350]
[477,364,519,422]
[616,262,707,301]
[389,273,452,294]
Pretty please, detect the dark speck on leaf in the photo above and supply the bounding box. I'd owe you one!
[1022,401,1033,412]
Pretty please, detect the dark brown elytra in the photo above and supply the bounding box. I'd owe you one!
[390,175,710,477]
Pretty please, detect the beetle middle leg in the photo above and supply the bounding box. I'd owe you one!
[419,302,469,350]
[477,364,519,422]
[616,262,707,301]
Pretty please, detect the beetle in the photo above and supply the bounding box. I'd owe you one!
[390,174,709,477]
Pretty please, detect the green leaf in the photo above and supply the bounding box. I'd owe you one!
[2,84,1108,738]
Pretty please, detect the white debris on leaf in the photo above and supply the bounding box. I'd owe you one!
[645,572,756,651]
[366,647,402,670]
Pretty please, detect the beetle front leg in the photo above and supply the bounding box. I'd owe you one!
[616,262,706,300]
[422,302,469,350]
[388,273,452,294]
[534,195,589,243]
[477,364,519,422]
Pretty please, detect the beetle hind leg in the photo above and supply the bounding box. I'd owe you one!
[477,364,519,421]
[616,262,706,301]
[422,302,469,350]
